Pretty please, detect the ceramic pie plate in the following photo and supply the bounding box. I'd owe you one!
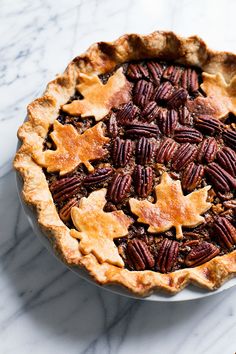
[16,162,236,302]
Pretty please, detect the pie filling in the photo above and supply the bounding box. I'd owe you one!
[43,59,236,273]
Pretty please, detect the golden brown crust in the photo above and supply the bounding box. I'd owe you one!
[14,31,236,296]
[62,68,131,120]
[70,188,132,267]
[129,172,211,240]
[38,120,110,174]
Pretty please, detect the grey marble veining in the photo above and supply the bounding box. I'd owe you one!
[0,0,236,353]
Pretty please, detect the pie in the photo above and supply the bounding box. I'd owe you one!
[14,31,236,297]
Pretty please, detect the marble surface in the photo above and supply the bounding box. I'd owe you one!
[0,0,236,353]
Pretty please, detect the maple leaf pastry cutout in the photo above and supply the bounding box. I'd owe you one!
[70,188,132,267]
[39,120,109,175]
[62,68,131,121]
[129,172,212,240]
[188,72,236,120]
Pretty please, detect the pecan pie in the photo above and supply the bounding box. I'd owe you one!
[14,31,236,296]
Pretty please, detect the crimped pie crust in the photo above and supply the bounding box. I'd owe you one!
[14,31,236,296]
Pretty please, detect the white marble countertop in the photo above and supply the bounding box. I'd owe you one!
[1,0,236,353]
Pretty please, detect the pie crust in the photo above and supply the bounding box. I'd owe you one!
[14,31,236,296]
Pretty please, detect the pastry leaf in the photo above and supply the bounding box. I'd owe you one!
[43,120,109,175]
[62,68,131,121]
[70,189,132,267]
[129,172,212,240]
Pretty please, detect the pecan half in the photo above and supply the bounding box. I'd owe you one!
[213,217,236,249]
[172,143,198,170]
[141,101,160,122]
[83,167,113,186]
[125,123,159,138]
[59,197,79,222]
[112,137,132,167]
[107,173,131,203]
[194,115,222,135]
[147,61,163,85]
[181,68,199,92]
[157,239,179,273]
[126,63,149,80]
[216,147,236,177]
[133,80,154,107]
[174,126,203,143]
[185,241,220,267]
[162,65,182,85]
[50,176,81,203]
[107,114,118,138]
[197,137,217,163]
[152,81,173,102]
[205,162,236,192]
[136,137,155,165]
[156,138,178,164]
[167,88,188,109]
[223,199,236,209]
[116,102,139,125]
[126,239,155,270]
[178,106,191,125]
[223,129,236,151]
[133,165,153,197]
[181,162,204,191]
[158,109,178,137]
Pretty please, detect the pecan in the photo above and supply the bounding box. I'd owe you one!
[197,137,217,163]
[178,106,191,125]
[141,101,160,122]
[183,232,202,240]
[205,162,236,192]
[213,217,236,249]
[152,81,173,102]
[223,129,236,151]
[126,63,149,80]
[162,65,182,85]
[147,61,163,85]
[50,176,81,203]
[172,143,198,170]
[156,138,178,164]
[185,241,219,267]
[116,102,139,125]
[158,109,178,137]
[183,239,200,248]
[107,174,131,203]
[194,115,222,135]
[103,202,118,212]
[174,126,203,143]
[133,80,154,107]
[107,114,118,138]
[216,147,236,177]
[59,198,79,222]
[125,123,159,138]
[167,88,188,109]
[112,137,132,167]
[133,165,153,197]
[181,68,199,92]
[136,137,155,165]
[83,167,113,186]
[126,239,155,270]
[157,239,179,273]
[181,162,204,191]
[219,192,234,201]
[223,199,236,209]
[212,203,224,215]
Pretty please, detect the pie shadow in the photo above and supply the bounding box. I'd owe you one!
[1,170,233,346]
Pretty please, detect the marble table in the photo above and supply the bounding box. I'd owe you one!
[0,0,236,353]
